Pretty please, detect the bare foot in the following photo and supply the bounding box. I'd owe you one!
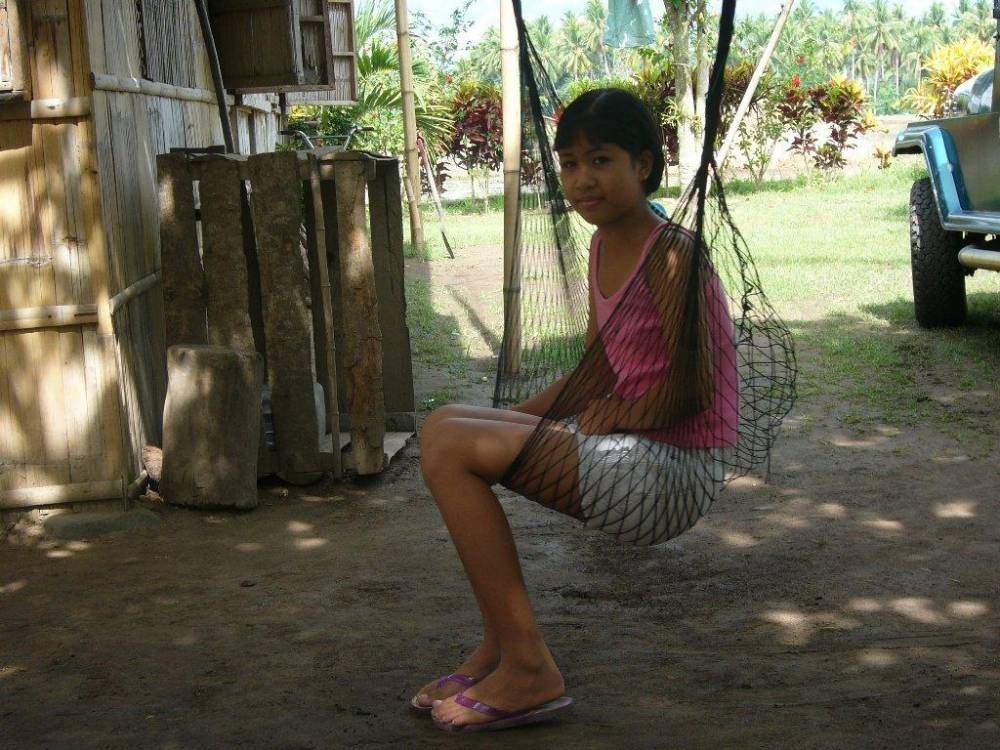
[430,655,565,728]
[412,642,500,708]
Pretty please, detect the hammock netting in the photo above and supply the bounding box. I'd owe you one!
[492,0,797,546]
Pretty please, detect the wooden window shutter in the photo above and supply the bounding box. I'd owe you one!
[0,0,29,96]
[207,0,357,102]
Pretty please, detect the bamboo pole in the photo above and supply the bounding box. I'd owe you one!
[500,0,522,375]
[715,0,796,169]
[394,0,425,256]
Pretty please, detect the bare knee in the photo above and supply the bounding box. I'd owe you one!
[422,404,464,437]
[420,416,462,484]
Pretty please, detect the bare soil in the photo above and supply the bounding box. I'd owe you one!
[2,245,998,749]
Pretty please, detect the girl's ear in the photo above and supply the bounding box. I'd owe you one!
[637,149,654,182]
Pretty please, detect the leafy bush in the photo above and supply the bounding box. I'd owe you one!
[723,63,784,185]
[778,75,872,171]
[902,38,994,118]
[812,77,872,170]
[448,79,503,210]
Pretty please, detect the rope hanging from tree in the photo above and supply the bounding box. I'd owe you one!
[493,0,797,547]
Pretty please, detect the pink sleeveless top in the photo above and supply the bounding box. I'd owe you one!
[589,221,739,448]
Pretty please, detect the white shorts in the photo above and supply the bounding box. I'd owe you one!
[571,422,728,547]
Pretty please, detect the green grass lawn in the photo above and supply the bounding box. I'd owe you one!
[404,162,1000,451]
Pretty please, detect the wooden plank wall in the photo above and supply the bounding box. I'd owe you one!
[84,0,283,477]
[0,0,284,501]
[0,0,121,497]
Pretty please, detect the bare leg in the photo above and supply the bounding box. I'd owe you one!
[412,406,543,707]
[420,416,580,727]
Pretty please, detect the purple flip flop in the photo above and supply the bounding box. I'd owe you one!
[432,690,574,732]
[409,673,479,713]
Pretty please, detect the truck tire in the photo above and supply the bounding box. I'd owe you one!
[910,177,966,327]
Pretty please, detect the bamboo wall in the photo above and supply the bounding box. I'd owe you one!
[0,0,283,509]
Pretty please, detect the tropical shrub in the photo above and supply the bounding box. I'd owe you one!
[902,37,994,118]
[778,75,872,171]
[448,79,503,211]
[812,76,872,170]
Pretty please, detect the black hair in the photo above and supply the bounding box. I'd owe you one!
[553,87,664,196]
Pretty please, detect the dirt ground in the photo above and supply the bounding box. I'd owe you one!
[3,245,999,749]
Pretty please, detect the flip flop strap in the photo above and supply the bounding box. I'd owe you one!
[436,673,477,689]
[454,690,527,718]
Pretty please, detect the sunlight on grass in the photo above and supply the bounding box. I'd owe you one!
[404,161,1000,449]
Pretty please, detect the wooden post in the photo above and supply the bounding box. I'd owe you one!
[305,155,343,478]
[333,155,386,475]
[501,0,522,375]
[367,158,416,433]
[198,156,256,351]
[159,345,261,509]
[393,0,425,256]
[716,0,796,170]
[247,151,323,483]
[157,153,207,348]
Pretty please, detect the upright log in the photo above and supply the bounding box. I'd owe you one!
[367,158,415,432]
[157,153,207,347]
[198,155,256,351]
[159,345,261,509]
[333,155,386,474]
[305,155,343,478]
[247,151,323,483]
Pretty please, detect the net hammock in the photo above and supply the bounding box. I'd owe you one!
[492,0,797,547]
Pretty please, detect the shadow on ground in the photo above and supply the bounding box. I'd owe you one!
[1,305,997,749]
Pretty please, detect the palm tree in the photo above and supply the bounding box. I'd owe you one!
[954,0,996,43]
[582,0,611,77]
[556,12,595,80]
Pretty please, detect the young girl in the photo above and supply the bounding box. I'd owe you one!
[412,88,738,732]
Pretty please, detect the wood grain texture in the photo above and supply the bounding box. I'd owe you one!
[367,158,414,430]
[159,344,261,508]
[247,150,321,479]
[333,158,384,475]
[304,154,341,477]
[198,155,255,351]
[157,153,207,348]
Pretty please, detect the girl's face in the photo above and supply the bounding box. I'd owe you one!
[556,133,653,226]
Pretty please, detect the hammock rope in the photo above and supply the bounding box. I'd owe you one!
[492,0,797,547]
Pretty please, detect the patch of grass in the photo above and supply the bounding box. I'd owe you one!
[404,278,471,377]
[403,159,1000,449]
[419,388,464,413]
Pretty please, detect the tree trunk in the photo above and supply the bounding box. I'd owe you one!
[668,1,697,188]
[693,0,710,135]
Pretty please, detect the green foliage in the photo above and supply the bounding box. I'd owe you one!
[286,0,454,158]
[901,37,994,117]
[777,75,872,171]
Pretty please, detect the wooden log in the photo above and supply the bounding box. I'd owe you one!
[198,156,256,351]
[318,171,347,416]
[159,345,261,508]
[333,157,385,474]
[305,155,342,478]
[367,158,415,432]
[157,153,207,348]
[246,151,323,482]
